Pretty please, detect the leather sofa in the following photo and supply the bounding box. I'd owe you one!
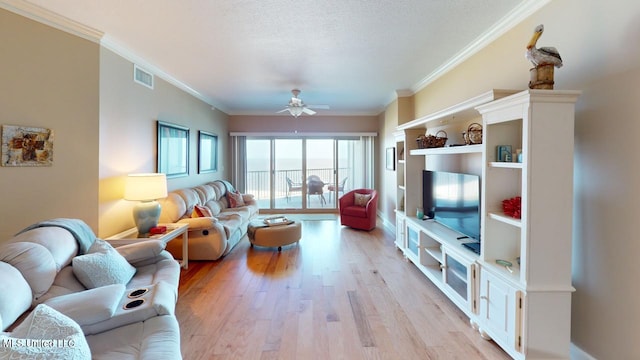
[0,218,181,359]
[158,180,259,261]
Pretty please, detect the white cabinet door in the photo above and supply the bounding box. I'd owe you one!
[405,222,420,263]
[442,250,476,315]
[479,268,522,356]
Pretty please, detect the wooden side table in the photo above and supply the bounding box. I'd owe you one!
[106,223,189,269]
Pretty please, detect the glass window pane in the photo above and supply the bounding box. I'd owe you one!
[246,139,271,208]
[275,139,302,209]
[306,139,334,209]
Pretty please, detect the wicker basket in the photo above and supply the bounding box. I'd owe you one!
[417,130,448,149]
[466,123,483,144]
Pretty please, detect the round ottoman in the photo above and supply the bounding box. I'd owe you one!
[248,220,301,251]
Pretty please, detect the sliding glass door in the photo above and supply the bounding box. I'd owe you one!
[306,139,335,209]
[275,139,302,209]
[245,139,271,208]
[241,136,372,212]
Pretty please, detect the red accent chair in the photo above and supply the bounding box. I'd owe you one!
[339,189,378,231]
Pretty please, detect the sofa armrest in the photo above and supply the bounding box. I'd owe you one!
[242,194,255,203]
[43,284,125,326]
[115,240,166,265]
[177,217,217,231]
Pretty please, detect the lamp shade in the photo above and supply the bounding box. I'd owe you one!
[124,173,167,201]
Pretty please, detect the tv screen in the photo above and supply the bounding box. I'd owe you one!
[423,170,481,241]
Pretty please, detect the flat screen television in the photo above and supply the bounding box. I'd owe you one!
[423,170,481,243]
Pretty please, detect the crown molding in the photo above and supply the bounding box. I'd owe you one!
[411,0,552,93]
[228,109,379,117]
[100,35,228,113]
[0,0,103,42]
[0,0,227,113]
[395,89,414,98]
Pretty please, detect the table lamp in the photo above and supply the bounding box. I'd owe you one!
[124,173,168,234]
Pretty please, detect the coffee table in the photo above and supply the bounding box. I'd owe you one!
[247,218,301,251]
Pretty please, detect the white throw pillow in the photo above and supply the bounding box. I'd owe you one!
[0,304,91,359]
[354,193,372,207]
[72,239,136,289]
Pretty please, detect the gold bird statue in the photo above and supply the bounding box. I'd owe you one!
[526,24,563,68]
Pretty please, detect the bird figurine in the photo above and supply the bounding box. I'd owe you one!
[526,24,563,68]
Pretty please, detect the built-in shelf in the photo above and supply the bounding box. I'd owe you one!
[424,246,443,262]
[483,260,521,285]
[397,89,518,131]
[489,162,523,169]
[488,212,522,228]
[423,264,443,281]
[410,144,482,156]
[395,89,579,360]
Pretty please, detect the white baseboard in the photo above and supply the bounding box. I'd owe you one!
[570,342,598,360]
[377,212,396,234]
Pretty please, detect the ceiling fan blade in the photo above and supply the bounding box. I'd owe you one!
[307,104,330,110]
[276,108,289,113]
[302,108,316,115]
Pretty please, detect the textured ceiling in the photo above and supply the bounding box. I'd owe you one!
[21,0,536,115]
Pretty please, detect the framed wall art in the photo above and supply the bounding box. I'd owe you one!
[1,125,54,167]
[386,147,395,171]
[157,121,189,178]
[198,130,218,174]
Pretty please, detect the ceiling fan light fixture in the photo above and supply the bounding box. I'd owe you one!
[288,106,304,117]
[277,89,325,117]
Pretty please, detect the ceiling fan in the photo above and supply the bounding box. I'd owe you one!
[277,89,329,117]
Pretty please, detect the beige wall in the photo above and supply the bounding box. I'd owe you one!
[228,114,378,133]
[379,0,640,358]
[0,9,230,240]
[378,100,399,226]
[98,48,229,237]
[0,9,99,241]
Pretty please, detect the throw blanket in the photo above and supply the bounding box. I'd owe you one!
[219,180,235,193]
[16,218,96,255]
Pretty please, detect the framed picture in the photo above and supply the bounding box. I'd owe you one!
[386,147,395,171]
[1,125,54,167]
[157,121,189,178]
[198,130,218,174]
[496,145,513,162]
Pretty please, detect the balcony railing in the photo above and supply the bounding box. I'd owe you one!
[246,167,348,204]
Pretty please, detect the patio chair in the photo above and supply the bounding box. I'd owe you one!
[327,176,348,202]
[286,177,302,202]
[307,175,326,206]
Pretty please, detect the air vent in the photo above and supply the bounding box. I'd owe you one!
[133,64,154,89]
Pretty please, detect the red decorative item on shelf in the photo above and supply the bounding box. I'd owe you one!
[502,196,522,219]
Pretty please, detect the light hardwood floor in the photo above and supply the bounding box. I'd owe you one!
[176,218,510,359]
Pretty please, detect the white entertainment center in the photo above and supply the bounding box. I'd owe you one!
[393,89,580,359]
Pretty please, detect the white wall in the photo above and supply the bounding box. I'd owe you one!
[379,0,640,358]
